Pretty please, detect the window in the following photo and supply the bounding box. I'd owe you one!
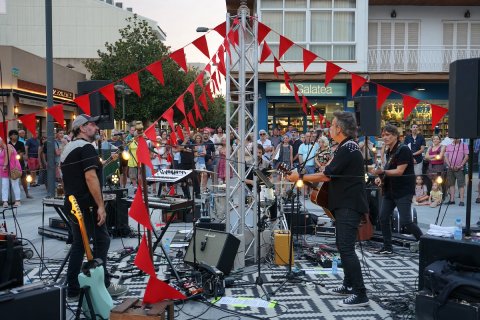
[443,21,480,48]
[260,0,356,61]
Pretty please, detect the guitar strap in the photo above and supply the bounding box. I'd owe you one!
[384,142,407,171]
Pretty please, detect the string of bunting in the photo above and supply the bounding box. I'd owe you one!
[252,17,449,130]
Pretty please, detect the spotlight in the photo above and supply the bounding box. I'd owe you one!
[16,154,21,160]
[122,150,130,161]
[296,179,304,188]
[436,175,443,185]
[106,174,120,188]
[26,175,33,183]
[391,10,397,18]
[372,146,377,153]
[435,154,441,160]
[365,173,369,183]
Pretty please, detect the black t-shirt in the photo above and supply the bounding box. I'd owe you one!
[323,138,368,214]
[61,139,102,210]
[383,142,415,198]
[179,139,194,169]
[404,134,426,163]
[203,140,215,162]
[291,139,302,160]
[10,141,26,168]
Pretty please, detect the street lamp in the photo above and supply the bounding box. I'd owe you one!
[114,83,133,130]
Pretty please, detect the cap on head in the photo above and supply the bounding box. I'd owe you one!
[72,114,100,130]
[259,129,267,135]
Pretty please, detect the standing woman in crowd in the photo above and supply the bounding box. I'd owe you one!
[424,135,446,186]
[274,135,293,169]
[0,137,22,208]
[193,133,207,192]
[315,135,331,172]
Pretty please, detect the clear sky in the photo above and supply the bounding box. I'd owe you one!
[121,0,227,64]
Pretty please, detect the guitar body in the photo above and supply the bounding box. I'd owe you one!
[310,182,335,220]
[78,264,113,320]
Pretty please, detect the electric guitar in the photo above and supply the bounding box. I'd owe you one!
[277,163,334,221]
[69,195,113,319]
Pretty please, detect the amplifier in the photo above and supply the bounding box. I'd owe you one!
[0,284,66,320]
[49,217,68,230]
[274,230,293,266]
[0,240,24,290]
[416,290,480,320]
[196,222,226,232]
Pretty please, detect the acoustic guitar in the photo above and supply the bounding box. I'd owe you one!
[277,163,334,221]
[69,195,113,319]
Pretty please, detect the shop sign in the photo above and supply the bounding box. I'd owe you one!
[17,79,74,100]
[266,82,347,97]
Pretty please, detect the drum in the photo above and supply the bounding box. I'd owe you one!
[212,193,226,221]
[260,186,275,207]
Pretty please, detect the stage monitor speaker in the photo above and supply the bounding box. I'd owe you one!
[449,58,480,138]
[354,96,380,136]
[0,241,24,290]
[103,188,130,237]
[418,235,480,290]
[0,284,66,320]
[184,228,240,275]
[77,80,114,130]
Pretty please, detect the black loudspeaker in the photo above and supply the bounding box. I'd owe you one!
[0,241,24,290]
[77,80,114,130]
[449,58,480,138]
[103,188,130,237]
[416,290,480,320]
[284,212,317,235]
[354,96,380,136]
[0,284,66,320]
[418,235,480,290]
[184,228,240,275]
[196,222,226,232]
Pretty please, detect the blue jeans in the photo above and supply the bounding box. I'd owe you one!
[379,194,423,250]
[305,165,316,174]
[334,208,367,296]
[66,206,111,296]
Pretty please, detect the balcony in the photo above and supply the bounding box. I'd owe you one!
[368,46,480,73]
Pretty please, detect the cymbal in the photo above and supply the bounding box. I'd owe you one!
[266,169,277,173]
[272,181,294,185]
[210,184,227,188]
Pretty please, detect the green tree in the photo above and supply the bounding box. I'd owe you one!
[84,15,198,124]
[196,95,226,129]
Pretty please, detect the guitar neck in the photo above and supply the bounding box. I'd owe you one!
[77,215,94,261]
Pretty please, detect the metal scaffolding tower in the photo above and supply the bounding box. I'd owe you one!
[225,2,259,268]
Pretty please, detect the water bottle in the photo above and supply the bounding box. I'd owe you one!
[332,256,338,275]
[164,237,171,256]
[454,217,463,240]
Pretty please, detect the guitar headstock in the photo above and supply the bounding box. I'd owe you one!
[277,162,293,175]
[69,195,83,221]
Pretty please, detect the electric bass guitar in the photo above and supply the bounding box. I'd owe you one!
[69,195,113,319]
[277,163,334,221]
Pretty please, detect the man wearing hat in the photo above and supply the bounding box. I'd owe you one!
[61,114,127,301]
[257,129,273,160]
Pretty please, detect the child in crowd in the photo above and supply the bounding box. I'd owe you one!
[429,182,443,208]
[413,175,429,205]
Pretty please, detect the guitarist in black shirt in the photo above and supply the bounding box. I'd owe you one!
[288,111,369,308]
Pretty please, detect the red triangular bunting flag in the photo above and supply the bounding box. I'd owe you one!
[187,112,196,128]
[74,94,91,115]
[431,104,448,129]
[199,92,208,112]
[123,72,141,97]
[146,61,165,85]
[279,35,294,59]
[205,86,214,103]
[310,105,316,124]
[143,276,186,304]
[376,84,392,110]
[402,95,420,120]
[192,35,210,59]
[213,21,226,37]
[18,113,37,138]
[176,126,184,141]
[168,185,175,196]
[205,63,211,75]
[210,71,220,93]
[303,49,317,72]
[99,83,116,108]
[293,85,301,104]
[137,136,153,171]
[134,234,155,276]
[325,62,342,87]
[170,48,188,72]
[169,132,177,146]
[273,57,281,79]
[162,108,175,131]
[47,104,65,129]
[0,121,7,142]
[193,102,203,121]
[181,119,191,136]
[257,22,271,44]
[223,37,232,61]
[167,153,173,165]
[144,123,157,143]
[259,41,272,64]
[186,83,196,99]
[302,95,309,114]
[284,71,292,91]
[351,73,367,97]
[196,72,205,88]
[128,185,152,230]
[175,95,186,116]
[228,29,239,47]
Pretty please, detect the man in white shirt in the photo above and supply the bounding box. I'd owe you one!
[257,129,273,160]
[298,131,319,197]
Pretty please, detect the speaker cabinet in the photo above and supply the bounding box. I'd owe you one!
[184,228,240,275]
[103,188,130,237]
[77,80,114,130]
[0,242,24,290]
[418,235,480,290]
[449,58,480,138]
[274,231,293,266]
[0,284,66,320]
[354,96,380,136]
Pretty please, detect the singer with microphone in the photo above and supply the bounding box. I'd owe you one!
[288,111,369,308]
